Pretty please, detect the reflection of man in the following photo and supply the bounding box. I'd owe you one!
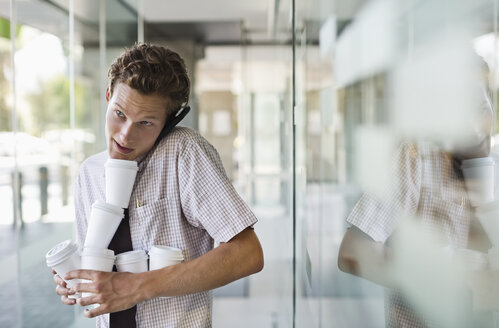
[338,63,494,327]
[53,43,264,327]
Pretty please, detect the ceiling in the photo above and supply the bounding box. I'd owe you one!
[0,0,368,46]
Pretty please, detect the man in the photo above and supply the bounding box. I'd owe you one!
[53,43,264,327]
[338,59,494,327]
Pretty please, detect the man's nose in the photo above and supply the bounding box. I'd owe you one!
[120,122,135,144]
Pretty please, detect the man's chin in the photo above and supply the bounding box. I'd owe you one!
[108,149,135,160]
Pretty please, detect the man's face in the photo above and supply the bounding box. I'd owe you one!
[105,83,168,160]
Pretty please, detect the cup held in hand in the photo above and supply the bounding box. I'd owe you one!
[105,159,138,208]
[148,245,184,271]
[46,240,82,299]
[84,201,124,249]
[115,250,149,273]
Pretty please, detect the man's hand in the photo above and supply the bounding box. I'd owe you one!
[52,269,76,305]
[66,270,143,318]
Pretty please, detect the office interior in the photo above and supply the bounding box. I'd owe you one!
[1,0,499,327]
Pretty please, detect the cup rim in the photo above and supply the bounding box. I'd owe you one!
[81,247,115,260]
[105,159,138,171]
[115,250,148,264]
[46,240,78,267]
[91,200,124,217]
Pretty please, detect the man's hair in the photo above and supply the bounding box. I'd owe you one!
[108,43,190,115]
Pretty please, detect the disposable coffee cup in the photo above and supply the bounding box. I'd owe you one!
[84,200,124,249]
[476,200,499,247]
[46,240,82,299]
[148,245,184,271]
[115,250,148,273]
[105,159,138,208]
[81,248,115,304]
[461,157,494,207]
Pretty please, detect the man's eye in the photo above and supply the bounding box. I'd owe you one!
[116,110,125,117]
[140,121,152,126]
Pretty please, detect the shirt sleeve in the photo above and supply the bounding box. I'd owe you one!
[178,134,258,243]
[347,142,422,243]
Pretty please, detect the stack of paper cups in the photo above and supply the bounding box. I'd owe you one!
[105,159,138,208]
[81,247,115,303]
[45,240,82,299]
[461,157,494,207]
[84,200,124,249]
[115,250,149,273]
[148,245,184,271]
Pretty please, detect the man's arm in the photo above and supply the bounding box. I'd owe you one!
[338,226,398,289]
[66,227,263,318]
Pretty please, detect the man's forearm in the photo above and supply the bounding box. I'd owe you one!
[137,228,264,300]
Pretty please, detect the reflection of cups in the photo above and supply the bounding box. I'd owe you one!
[476,201,499,247]
[453,248,488,272]
[81,248,115,302]
[105,159,138,208]
[488,247,499,271]
[46,240,82,299]
[115,250,148,273]
[148,245,184,271]
[461,157,494,207]
[84,201,124,249]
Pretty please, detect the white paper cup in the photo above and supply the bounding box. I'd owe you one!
[148,245,184,271]
[105,159,138,208]
[84,201,124,249]
[461,157,494,207]
[476,200,499,247]
[115,250,148,273]
[46,240,82,299]
[81,248,115,304]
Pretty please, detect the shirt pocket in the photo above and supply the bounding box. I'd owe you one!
[129,197,185,252]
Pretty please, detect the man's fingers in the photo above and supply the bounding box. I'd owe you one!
[84,304,109,319]
[72,280,97,294]
[53,274,67,288]
[60,295,76,306]
[55,284,75,296]
[65,269,98,281]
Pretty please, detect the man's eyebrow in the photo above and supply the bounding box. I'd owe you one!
[115,102,161,121]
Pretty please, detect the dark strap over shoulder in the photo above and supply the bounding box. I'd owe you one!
[108,209,136,327]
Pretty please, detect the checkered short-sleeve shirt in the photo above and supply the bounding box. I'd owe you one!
[347,142,472,328]
[74,127,258,328]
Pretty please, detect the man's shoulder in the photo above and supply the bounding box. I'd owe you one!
[159,127,209,150]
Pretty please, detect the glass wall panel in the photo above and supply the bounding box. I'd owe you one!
[295,0,499,327]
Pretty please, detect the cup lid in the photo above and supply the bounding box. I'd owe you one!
[115,250,148,264]
[461,156,495,168]
[149,245,184,259]
[91,200,124,217]
[105,159,138,171]
[81,247,115,259]
[46,240,78,267]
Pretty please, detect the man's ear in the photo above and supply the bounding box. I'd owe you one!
[105,87,111,102]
